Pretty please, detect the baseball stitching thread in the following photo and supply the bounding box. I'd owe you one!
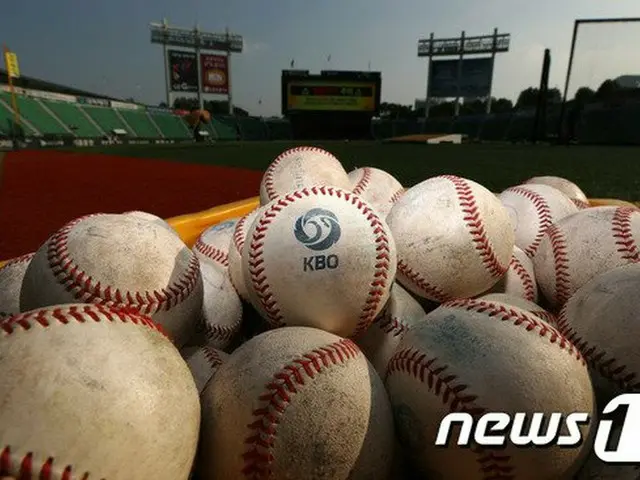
[397,259,450,303]
[389,188,406,205]
[509,255,536,302]
[441,175,508,278]
[46,215,200,316]
[202,345,226,370]
[572,199,590,210]
[387,349,514,479]
[247,186,392,335]
[241,338,360,478]
[194,238,229,267]
[204,317,241,344]
[262,147,336,202]
[504,186,553,258]
[233,212,253,254]
[372,312,409,337]
[1,252,35,269]
[545,223,571,307]
[350,167,372,196]
[612,207,640,262]
[556,307,640,392]
[1,447,89,480]
[531,310,557,326]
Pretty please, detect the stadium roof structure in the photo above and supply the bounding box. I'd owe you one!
[0,68,121,101]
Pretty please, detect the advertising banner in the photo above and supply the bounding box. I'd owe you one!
[286,81,376,112]
[200,54,229,94]
[169,50,198,92]
[429,57,494,98]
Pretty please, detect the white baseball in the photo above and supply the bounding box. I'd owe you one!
[243,186,396,338]
[478,292,557,325]
[193,218,239,270]
[556,263,640,401]
[0,304,200,479]
[124,210,179,236]
[0,253,34,319]
[356,282,427,377]
[197,326,394,479]
[19,213,204,348]
[524,176,590,210]
[499,183,579,258]
[259,146,351,205]
[228,207,264,301]
[348,166,404,218]
[385,298,595,479]
[387,175,514,301]
[182,345,229,394]
[484,246,538,302]
[533,206,640,309]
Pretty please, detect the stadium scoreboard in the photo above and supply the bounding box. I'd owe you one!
[282,70,381,115]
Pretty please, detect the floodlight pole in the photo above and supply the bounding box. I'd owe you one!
[226,27,234,115]
[557,20,579,144]
[454,31,465,117]
[486,27,499,114]
[161,19,172,108]
[424,32,434,123]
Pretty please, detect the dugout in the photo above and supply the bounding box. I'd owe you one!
[281,70,381,140]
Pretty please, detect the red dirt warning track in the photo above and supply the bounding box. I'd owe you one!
[0,150,261,259]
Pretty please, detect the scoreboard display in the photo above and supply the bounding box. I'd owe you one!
[282,71,381,115]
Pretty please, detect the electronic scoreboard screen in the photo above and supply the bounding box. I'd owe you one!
[282,71,381,114]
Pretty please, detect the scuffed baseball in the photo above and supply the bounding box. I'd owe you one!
[356,282,427,377]
[193,218,239,270]
[387,175,514,301]
[123,210,179,236]
[243,186,396,338]
[0,304,200,479]
[478,292,556,325]
[197,327,394,479]
[228,207,264,301]
[484,246,538,302]
[259,146,351,205]
[182,345,229,394]
[499,183,579,258]
[524,176,590,210]
[385,298,595,479]
[348,167,404,218]
[533,206,640,309]
[0,253,34,319]
[19,213,204,348]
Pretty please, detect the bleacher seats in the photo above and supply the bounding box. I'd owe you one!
[0,95,37,136]
[11,94,68,136]
[237,116,267,140]
[118,109,160,138]
[43,99,102,137]
[149,112,191,139]
[211,115,238,140]
[83,105,130,135]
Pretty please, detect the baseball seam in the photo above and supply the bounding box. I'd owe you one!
[509,255,536,302]
[233,213,252,254]
[46,215,200,316]
[531,309,557,326]
[397,259,450,303]
[441,175,508,278]
[372,312,409,337]
[612,207,640,262]
[351,167,372,196]
[1,446,89,480]
[572,199,590,210]
[194,239,229,267]
[241,338,361,477]
[247,186,392,335]
[389,188,406,205]
[202,345,225,370]
[546,223,571,307]
[387,349,514,478]
[556,307,640,391]
[504,186,553,258]
[204,318,241,344]
[1,252,35,269]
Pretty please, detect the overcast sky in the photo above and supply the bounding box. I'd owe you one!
[2,0,640,116]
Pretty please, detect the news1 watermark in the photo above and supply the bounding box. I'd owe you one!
[435,393,640,463]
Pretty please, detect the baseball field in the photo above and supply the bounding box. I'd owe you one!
[1,141,638,259]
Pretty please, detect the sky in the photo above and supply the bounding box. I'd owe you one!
[2,0,640,117]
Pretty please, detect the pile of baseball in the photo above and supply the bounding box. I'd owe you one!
[1,146,639,479]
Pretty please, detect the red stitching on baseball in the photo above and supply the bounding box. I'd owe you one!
[247,186,392,335]
[509,255,536,302]
[241,338,360,477]
[45,215,200,316]
[503,186,553,257]
[389,188,405,205]
[233,212,253,254]
[440,175,508,277]
[202,345,225,370]
[612,207,640,262]
[387,349,514,478]
[545,223,571,307]
[204,318,241,344]
[1,252,35,269]
[572,199,590,210]
[194,238,229,267]
[531,310,557,326]
[262,147,337,202]
[397,259,450,303]
[556,307,640,391]
[1,446,89,480]
[372,312,409,338]
[351,167,372,196]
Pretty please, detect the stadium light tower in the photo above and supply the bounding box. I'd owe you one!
[150,19,243,114]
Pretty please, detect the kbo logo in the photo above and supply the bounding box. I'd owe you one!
[435,393,640,463]
[294,208,341,272]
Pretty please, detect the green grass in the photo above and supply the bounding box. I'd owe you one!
[67,141,640,201]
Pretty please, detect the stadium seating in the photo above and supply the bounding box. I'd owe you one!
[8,93,69,136]
[236,116,268,140]
[43,99,102,137]
[149,111,192,139]
[118,109,161,138]
[0,95,37,136]
[211,115,239,140]
[82,105,131,135]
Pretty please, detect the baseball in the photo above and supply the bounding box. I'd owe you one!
[197,326,394,479]
[0,304,200,479]
[243,186,396,337]
[387,175,514,301]
[182,345,229,394]
[524,176,590,210]
[123,210,179,236]
[19,213,204,348]
[228,207,264,301]
[478,292,556,325]
[556,263,640,402]
[348,166,404,218]
[259,146,351,205]
[193,218,239,270]
[385,298,595,479]
[0,252,34,319]
[484,246,538,302]
[532,206,640,309]
[498,183,579,258]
